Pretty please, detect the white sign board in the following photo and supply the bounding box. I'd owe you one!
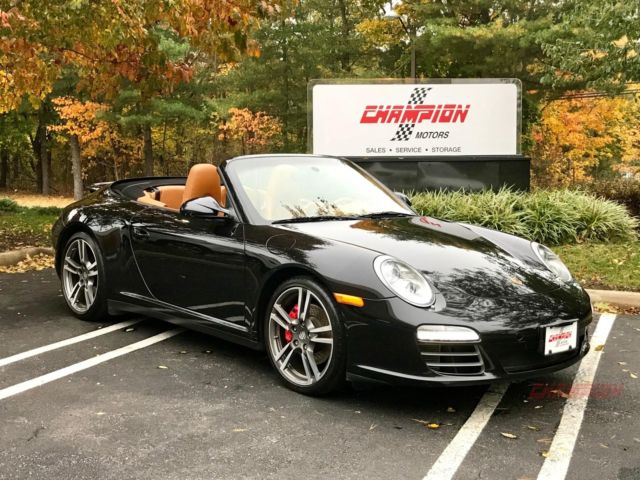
[311,81,520,157]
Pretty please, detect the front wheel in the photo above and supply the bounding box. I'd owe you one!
[60,232,109,322]
[264,277,347,395]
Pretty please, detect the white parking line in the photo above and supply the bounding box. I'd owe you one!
[537,313,617,480]
[0,328,183,401]
[422,381,510,480]
[0,319,142,368]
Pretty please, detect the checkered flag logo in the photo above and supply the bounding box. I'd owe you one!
[390,123,415,141]
[391,87,432,141]
[408,87,430,105]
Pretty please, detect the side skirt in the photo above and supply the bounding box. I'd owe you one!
[108,297,263,351]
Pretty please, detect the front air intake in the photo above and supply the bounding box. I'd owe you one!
[419,343,485,376]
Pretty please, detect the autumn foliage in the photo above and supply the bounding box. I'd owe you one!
[530,94,640,187]
[218,108,283,155]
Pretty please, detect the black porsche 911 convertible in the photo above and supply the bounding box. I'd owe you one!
[52,154,592,395]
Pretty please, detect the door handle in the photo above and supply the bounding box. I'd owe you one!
[132,226,150,239]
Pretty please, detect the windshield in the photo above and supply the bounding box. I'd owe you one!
[227,156,413,223]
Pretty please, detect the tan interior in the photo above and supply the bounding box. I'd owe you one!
[265,164,297,219]
[220,186,227,207]
[157,185,185,210]
[182,163,221,204]
[137,163,226,210]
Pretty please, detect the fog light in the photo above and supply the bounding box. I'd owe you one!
[417,325,480,343]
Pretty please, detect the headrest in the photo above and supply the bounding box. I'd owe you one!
[183,163,221,204]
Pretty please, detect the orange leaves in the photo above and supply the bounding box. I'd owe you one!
[51,97,108,144]
[0,9,55,112]
[50,97,140,177]
[218,108,282,154]
[0,0,273,107]
[530,92,640,187]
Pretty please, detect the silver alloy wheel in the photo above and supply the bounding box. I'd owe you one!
[267,286,334,387]
[62,238,99,314]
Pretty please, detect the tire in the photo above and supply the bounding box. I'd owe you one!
[264,276,347,396]
[60,231,109,322]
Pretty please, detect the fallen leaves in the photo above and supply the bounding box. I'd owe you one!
[157,365,168,369]
[593,302,618,314]
[549,389,570,399]
[412,419,442,429]
[0,253,54,273]
[592,302,640,315]
[500,432,518,439]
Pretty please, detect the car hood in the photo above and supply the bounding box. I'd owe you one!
[280,216,562,298]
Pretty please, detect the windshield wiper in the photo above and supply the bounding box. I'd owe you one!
[272,215,360,224]
[356,211,414,219]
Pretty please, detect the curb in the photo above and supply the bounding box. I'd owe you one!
[587,289,640,308]
[0,247,54,267]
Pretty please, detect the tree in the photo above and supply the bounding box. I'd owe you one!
[218,0,380,152]
[218,108,283,155]
[541,0,640,90]
[1,0,274,179]
[50,97,109,199]
[529,93,640,187]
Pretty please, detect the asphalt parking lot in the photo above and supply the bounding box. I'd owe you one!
[1,269,639,480]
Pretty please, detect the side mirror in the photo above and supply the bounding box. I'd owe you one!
[394,192,412,207]
[180,196,230,218]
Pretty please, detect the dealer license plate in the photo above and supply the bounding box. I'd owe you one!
[544,322,577,355]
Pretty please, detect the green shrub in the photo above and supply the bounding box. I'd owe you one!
[0,197,19,212]
[410,188,638,245]
[29,205,62,216]
[579,179,640,219]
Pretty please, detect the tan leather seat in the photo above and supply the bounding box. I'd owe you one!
[137,190,167,208]
[137,163,225,210]
[183,163,222,205]
[157,185,184,210]
[220,185,227,207]
[265,165,296,218]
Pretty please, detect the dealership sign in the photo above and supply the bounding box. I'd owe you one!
[310,80,520,157]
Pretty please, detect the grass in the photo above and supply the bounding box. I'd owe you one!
[556,241,640,292]
[4,193,74,208]
[0,199,61,251]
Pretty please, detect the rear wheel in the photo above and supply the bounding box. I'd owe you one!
[61,232,108,322]
[265,277,346,395]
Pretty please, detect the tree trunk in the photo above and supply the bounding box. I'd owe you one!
[41,127,50,195]
[11,152,19,184]
[70,134,83,200]
[32,123,45,192]
[0,148,8,189]
[337,0,351,72]
[143,124,154,176]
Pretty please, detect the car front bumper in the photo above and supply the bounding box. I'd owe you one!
[341,290,593,387]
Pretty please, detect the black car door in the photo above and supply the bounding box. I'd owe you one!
[129,207,248,333]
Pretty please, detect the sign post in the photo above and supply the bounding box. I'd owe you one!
[308,79,529,191]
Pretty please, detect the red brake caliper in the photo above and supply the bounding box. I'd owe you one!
[284,304,299,343]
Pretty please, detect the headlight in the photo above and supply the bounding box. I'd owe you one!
[531,242,572,282]
[373,255,435,307]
